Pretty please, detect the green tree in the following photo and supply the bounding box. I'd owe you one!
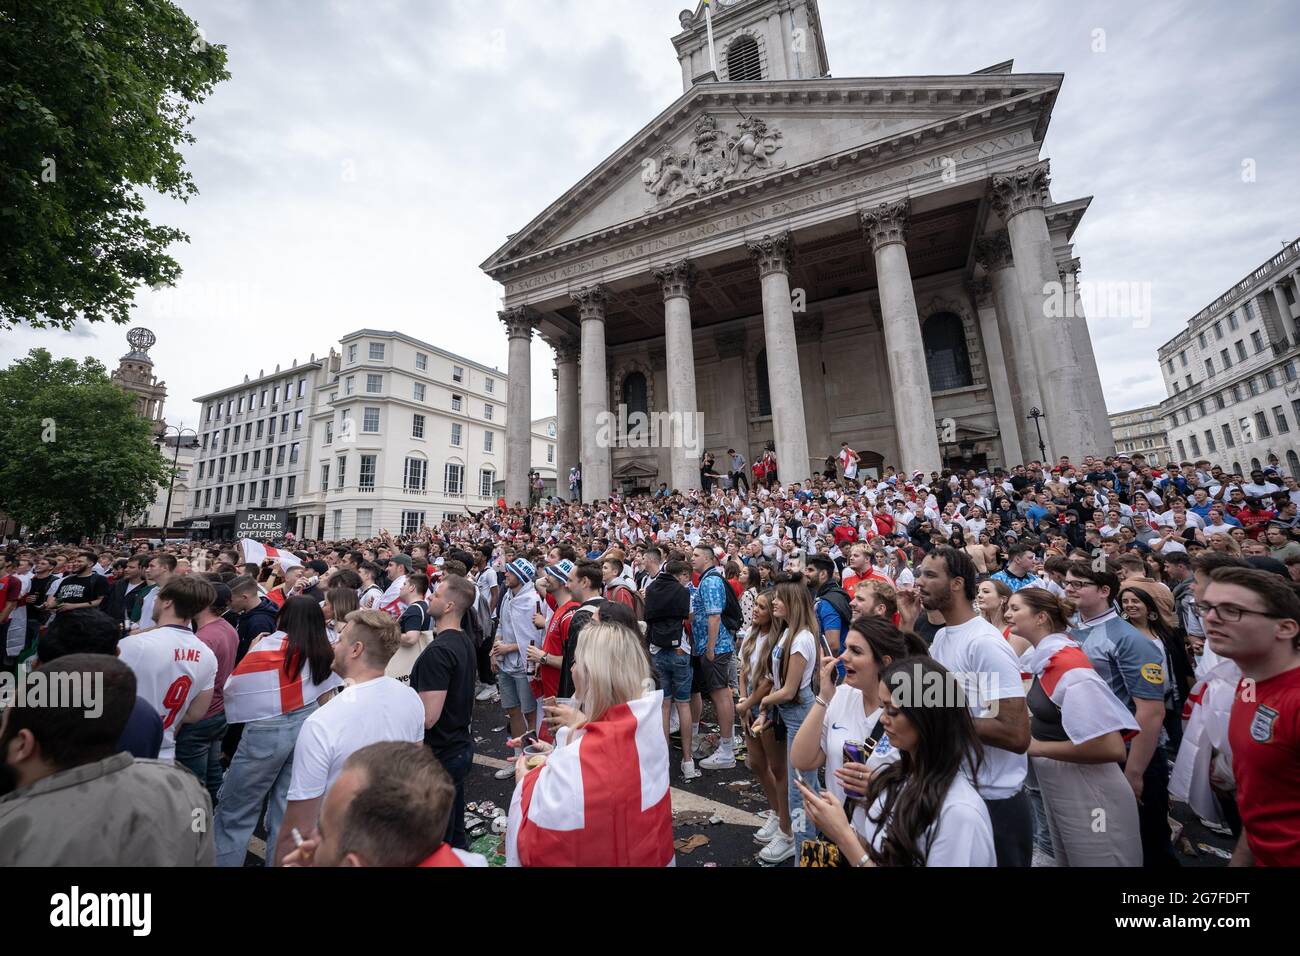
[0,349,172,539]
[0,0,229,331]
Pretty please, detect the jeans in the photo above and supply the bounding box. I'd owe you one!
[778,687,819,865]
[175,712,229,808]
[213,703,316,867]
[1024,761,1054,856]
[438,746,474,850]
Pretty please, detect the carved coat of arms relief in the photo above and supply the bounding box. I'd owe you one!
[642,114,787,208]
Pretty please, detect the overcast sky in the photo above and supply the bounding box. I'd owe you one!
[8,0,1299,432]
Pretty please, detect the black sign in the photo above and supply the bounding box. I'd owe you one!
[236,510,288,542]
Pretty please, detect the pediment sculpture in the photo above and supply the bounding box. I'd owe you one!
[642,114,786,208]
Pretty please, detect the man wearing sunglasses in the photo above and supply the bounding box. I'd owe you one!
[1199,567,1300,867]
[1064,562,1174,867]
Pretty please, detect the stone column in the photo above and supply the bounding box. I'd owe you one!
[1060,258,1114,455]
[860,200,942,477]
[551,336,581,501]
[1272,283,1295,344]
[499,307,536,507]
[574,285,612,501]
[991,161,1089,461]
[976,231,1045,461]
[653,259,701,493]
[968,278,1025,467]
[748,232,811,484]
[1291,272,1300,315]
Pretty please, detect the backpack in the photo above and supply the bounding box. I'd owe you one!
[707,570,744,634]
[610,583,646,622]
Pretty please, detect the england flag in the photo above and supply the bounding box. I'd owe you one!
[506,690,675,867]
[223,631,342,723]
[240,539,302,571]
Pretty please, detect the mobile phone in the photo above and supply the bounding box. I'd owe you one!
[520,731,539,748]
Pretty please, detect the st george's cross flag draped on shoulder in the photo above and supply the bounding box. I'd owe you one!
[505,690,675,867]
[222,631,342,723]
[240,539,302,571]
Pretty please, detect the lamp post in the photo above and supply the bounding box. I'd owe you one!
[155,427,199,545]
[1027,407,1048,464]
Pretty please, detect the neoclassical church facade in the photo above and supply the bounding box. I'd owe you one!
[483,0,1113,503]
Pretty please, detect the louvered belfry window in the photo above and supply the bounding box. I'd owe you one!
[726,35,762,80]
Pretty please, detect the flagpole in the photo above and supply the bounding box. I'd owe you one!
[705,1,718,76]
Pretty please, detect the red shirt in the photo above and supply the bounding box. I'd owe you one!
[833,525,858,547]
[0,575,20,618]
[1228,665,1300,866]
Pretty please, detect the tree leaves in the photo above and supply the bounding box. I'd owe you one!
[0,349,173,538]
[0,0,230,331]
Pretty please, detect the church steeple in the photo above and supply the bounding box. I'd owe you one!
[672,0,830,93]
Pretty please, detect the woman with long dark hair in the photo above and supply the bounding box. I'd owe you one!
[1119,585,1193,752]
[791,617,928,843]
[798,656,995,866]
[214,596,339,867]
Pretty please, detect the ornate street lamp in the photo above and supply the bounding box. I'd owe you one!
[1027,408,1048,464]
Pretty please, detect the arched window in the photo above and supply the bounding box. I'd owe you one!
[1234,461,1242,477]
[726,35,762,81]
[755,350,772,417]
[622,372,648,440]
[1287,451,1300,478]
[923,312,973,391]
[1251,457,1262,472]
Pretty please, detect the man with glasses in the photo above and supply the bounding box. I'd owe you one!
[1064,562,1175,867]
[1198,567,1300,866]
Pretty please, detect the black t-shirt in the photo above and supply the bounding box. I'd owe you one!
[53,573,109,607]
[399,600,430,635]
[913,615,943,648]
[410,628,476,758]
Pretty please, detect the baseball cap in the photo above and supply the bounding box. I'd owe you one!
[388,554,413,571]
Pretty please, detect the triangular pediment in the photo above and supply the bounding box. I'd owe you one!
[481,74,1061,276]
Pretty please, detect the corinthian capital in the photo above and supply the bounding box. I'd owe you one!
[747,232,796,278]
[1057,257,1082,284]
[860,199,911,253]
[973,231,1014,272]
[498,306,538,340]
[548,335,580,365]
[653,259,697,301]
[966,277,994,309]
[990,160,1052,221]
[572,284,610,322]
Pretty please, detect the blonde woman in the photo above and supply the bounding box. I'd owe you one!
[736,591,785,847]
[757,577,827,864]
[1208,532,1241,556]
[506,622,673,867]
[322,587,359,644]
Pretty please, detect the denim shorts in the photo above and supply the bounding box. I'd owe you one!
[498,672,536,712]
[653,648,693,703]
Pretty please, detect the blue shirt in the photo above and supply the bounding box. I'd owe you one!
[1068,609,1165,713]
[1025,505,1048,528]
[690,568,734,657]
[990,569,1045,593]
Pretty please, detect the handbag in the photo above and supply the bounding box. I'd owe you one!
[798,714,887,868]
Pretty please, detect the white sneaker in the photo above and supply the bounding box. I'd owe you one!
[680,760,701,782]
[494,764,517,780]
[759,831,796,864]
[699,750,737,770]
[476,684,498,702]
[753,816,781,844]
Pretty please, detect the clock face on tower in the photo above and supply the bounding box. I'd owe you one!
[547,422,557,438]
